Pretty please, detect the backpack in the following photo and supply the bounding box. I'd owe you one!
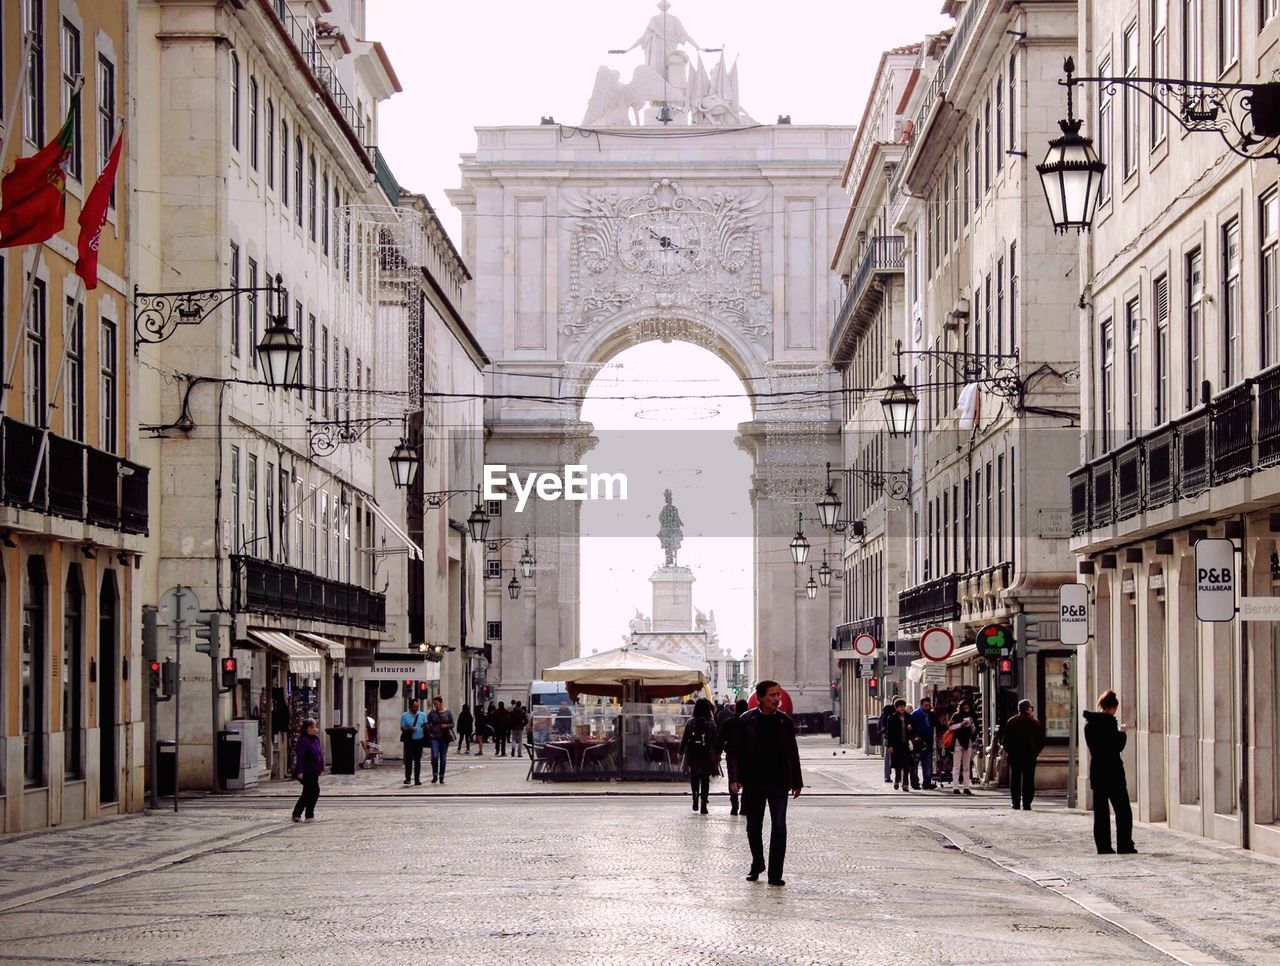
[686,720,712,755]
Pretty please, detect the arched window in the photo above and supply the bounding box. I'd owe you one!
[63,565,84,779]
[293,136,303,227]
[23,556,48,788]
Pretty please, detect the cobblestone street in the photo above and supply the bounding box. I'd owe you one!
[2,741,1279,964]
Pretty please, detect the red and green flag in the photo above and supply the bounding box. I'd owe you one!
[0,92,78,249]
[75,126,123,289]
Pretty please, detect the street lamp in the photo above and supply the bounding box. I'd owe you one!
[518,535,536,579]
[789,511,810,565]
[880,372,919,438]
[507,573,521,600]
[818,557,832,588]
[255,276,303,389]
[805,566,818,600]
[467,490,492,542]
[816,482,841,529]
[388,417,419,489]
[1037,58,1107,233]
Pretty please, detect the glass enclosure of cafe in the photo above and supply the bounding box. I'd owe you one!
[527,700,696,781]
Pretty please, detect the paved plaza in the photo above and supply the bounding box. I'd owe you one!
[1,740,1279,964]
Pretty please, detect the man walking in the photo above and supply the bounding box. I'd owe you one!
[726,680,803,887]
[400,699,427,786]
[879,701,896,783]
[1003,699,1046,810]
[909,697,938,790]
[1083,689,1136,854]
[426,695,455,785]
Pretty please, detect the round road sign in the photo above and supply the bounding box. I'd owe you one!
[920,626,954,662]
[853,633,877,656]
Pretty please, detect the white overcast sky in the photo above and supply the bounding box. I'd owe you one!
[366,1,952,658]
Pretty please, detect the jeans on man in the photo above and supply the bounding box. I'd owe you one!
[292,775,320,819]
[494,730,507,756]
[883,743,893,781]
[430,738,450,780]
[1009,755,1037,807]
[510,729,524,756]
[404,739,423,783]
[742,786,790,882]
[912,743,933,787]
[1093,784,1134,852]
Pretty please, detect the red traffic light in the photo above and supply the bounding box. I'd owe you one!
[223,658,236,671]
[150,661,161,672]
[418,681,430,693]
[998,658,1013,673]
[869,677,878,688]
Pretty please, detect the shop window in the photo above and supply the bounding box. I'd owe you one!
[63,566,84,779]
[1038,652,1073,744]
[23,555,48,787]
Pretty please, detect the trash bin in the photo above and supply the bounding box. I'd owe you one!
[326,726,358,775]
[829,715,841,739]
[156,739,176,797]
[215,730,241,787]
[865,715,882,748]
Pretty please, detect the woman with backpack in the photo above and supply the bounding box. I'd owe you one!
[680,697,719,814]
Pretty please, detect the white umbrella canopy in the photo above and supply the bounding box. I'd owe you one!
[542,645,708,699]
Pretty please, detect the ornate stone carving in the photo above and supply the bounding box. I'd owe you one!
[560,179,770,347]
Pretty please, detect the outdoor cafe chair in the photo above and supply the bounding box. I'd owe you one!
[644,742,672,772]
[529,742,571,780]
[581,740,613,775]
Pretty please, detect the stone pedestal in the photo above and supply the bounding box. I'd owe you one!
[649,566,694,632]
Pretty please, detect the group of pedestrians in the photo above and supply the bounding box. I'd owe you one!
[454,700,528,756]
[880,696,983,794]
[399,696,455,785]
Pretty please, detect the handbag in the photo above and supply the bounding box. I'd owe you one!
[401,711,424,743]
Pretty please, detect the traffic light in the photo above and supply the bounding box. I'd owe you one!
[149,660,162,693]
[418,681,430,696]
[161,658,178,697]
[193,612,224,655]
[997,656,1016,690]
[402,679,413,699]
[221,657,238,690]
[868,676,879,697]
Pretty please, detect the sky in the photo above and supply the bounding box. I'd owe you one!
[367,0,952,240]
[363,1,953,657]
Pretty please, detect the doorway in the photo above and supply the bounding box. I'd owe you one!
[98,572,118,804]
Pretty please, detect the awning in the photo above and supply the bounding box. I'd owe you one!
[946,643,979,666]
[907,658,927,683]
[365,499,423,560]
[249,630,324,676]
[300,632,346,662]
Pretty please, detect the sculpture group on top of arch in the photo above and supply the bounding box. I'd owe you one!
[560,179,771,351]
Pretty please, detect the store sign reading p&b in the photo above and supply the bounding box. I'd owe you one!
[1195,538,1237,623]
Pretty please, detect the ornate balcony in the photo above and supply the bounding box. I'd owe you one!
[897,573,960,630]
[233,555,386,630]
[832,616,884,651]
[830,235,905,362]
[0,417,148,535]
[1071,367,1278,535]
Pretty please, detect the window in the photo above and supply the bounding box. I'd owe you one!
[343,348,350,422]
[23,556,47,788]
[1125,297,1141,439]
[1123,24,1139,176]
[247,257,259,369]
[23,0,44,144]
[1154,274,1171,424]
[293,136,303,227]
[321,324,329,417]
[318,491,327,576]
[962,136,971,225]
[1153,0,1169,145]
[1100,319,1115,454]
[230,446,241,551]
[1263,191,1280,366]
[97,56,115,206]
[307,312,316,410]
[1009,241,1018,352]
[994,77,1004,171]
[1008,51,1018,148]
[486,499,503,517]
[265,460,275,560]
[280,119,289,204]
[1219,0,1239,71]
[973,471,982,570]
[1223,218,1241,385]
[333,185,341,259]
[983,274,992,355]
[266,98,275,188]
[61,19,81,180]
[63,568,84,780]
[1186,247,1204,409]
[229,242,240,357]
[973,121,981,212]
[1265,0,1280,26]
[230,51,240,150]
[487,621,502,641]
[1098,56,1113,203]
[295,478,305,568]
[485,559,502,579]
[308,153,317,241]
[25,278,46,426]
[65,297,83,441]
[983,98,992,191]
[247,454,258,550]
[332,334,339,420]
[996,454,1006,563]
[99,318,117,451]
[294,298,303,401]
[322,172,330,256]
[985,460,993,566]
[1184,0,1203,79]
[996,258,1005,355]
[331,496,340,580]
[248,76,259,170]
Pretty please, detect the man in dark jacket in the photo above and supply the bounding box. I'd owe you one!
[726,680,803,887]
[879,702,896,783]
[1083,689,1136,854]
[1003,699,1046,810]
[909,697,938,790]
[717,698,749,815]
[885,698,913,792]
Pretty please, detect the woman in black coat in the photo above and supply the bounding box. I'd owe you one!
[1083,689,1135,854]
[456,704,474,754]
[884,698,913,793]
[680,698,720,815]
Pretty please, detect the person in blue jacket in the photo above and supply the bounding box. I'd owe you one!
[909,697,938,790]
[292,718,325,822]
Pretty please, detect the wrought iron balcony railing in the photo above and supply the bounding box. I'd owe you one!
[832,616,884,651]
[830,235,906,360]
[233,555,386,630]
[267,0,368,148]
[897,573,960,630]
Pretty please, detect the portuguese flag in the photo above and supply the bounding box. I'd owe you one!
[0,92,78,249]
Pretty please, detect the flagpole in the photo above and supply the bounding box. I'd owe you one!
[26,274,87,504]
[0,32,36,180]
[2,245,46,418]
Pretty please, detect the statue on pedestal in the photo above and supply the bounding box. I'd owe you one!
[657,488,685,567]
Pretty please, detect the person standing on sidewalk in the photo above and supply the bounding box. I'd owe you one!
[456,703,474,755]
[909,697,938,790]
[1003,699,1046,810]
[948,700,977,795]
[879,701,896,784]
[885,699,913,793]
[680,697,720,814]
[718,698,749,815]
[400,699,427,786]
[291,719,325,822]
[508,701,527,757]
[726,680,803,887]
[426,696,455,785]
[493,701,510,756]
[474,702,489,756]
[1084,689,1136,854]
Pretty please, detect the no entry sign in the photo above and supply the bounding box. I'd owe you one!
[1195,538,1236,622]
[853,633,878,657]
[919,626,954,662]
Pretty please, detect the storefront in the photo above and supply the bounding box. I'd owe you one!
[242,630,326,779]
[358,655,442,761]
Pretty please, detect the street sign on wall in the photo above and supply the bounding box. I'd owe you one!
[853,633,878,657]
[1195,538,1237,622]
[919,626,954,662]
[1059,583,1089,645]
[886,639,921,667]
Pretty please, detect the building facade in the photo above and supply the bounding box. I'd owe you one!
[0,0,147,831]
[134,0,416,789]
[1070,0,1280,852]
